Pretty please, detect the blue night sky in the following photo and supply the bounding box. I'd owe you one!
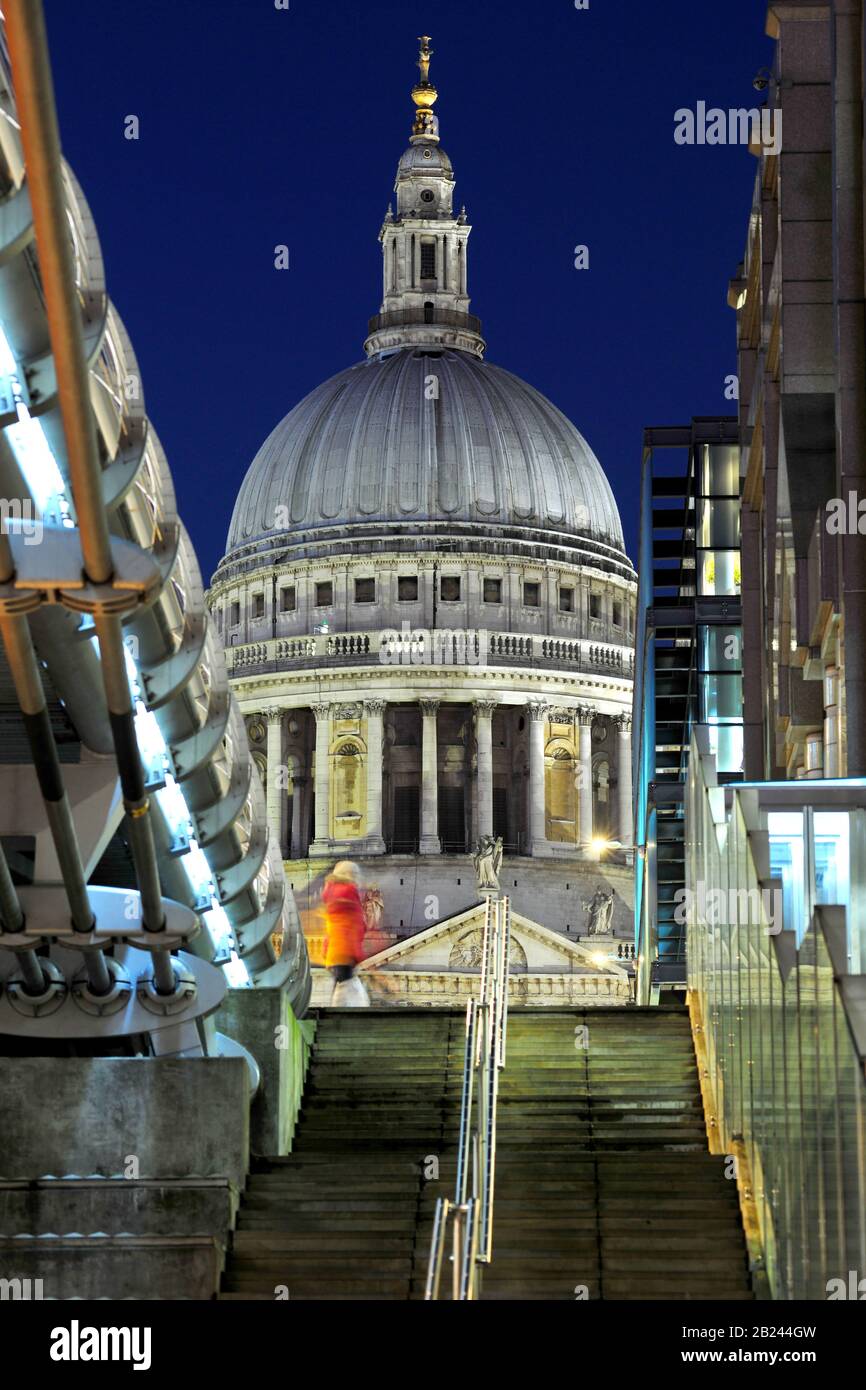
[44,0,773,581]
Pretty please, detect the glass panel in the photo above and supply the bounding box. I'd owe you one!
[698,497,740,549]
[686,741,866,1299]
[699,550,741,597]
[768,811,806,944]
[701,672,743,721]
[701,442,740,496]
[813,811,850,911]
[706,723,744,774]
[699,625,742,671]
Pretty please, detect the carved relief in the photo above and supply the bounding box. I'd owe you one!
[449,928,527,971]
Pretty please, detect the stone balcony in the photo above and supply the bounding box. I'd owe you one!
[223,627,635,680]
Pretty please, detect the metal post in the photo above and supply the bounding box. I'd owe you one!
[455,998,477,1205]
[424,1197,450,1301]
[0,839,45,995]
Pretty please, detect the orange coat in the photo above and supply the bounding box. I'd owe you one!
[322,878,365,967]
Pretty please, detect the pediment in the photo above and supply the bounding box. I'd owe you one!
[359,902,628,979]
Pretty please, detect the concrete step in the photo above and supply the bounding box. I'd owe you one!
[219,1008,753,1304]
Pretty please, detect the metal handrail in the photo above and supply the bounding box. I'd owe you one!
[425,892,511,1300]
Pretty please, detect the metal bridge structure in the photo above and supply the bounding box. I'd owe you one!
[0,0,309,1068]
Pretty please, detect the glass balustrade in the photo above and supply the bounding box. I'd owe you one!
[685,734,866,1299]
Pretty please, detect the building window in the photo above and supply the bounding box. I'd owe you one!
[354,577,375,604]
[440,575,461,602]
[612,600,623,627]
[315,581,333,607]
[252,593,265,619]
[280,586,296,612]
[589,593,601,620]
[523,582,541,608]
[398,575,419,602]
[420,242,436,278]
[230,601,240,626]
[216,608,223,630]
[559,587,574,613]
[484,577,502,604]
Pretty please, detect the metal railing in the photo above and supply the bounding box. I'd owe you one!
[425,893,511,1300]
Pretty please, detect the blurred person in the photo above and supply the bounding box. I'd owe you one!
[322,860,370,1006]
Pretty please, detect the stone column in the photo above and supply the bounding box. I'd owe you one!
[310,701,331,855]
[419,698,441,854]
[528,700,549,855]
[616,714,633,847]
[265,707,285,856]
[290,774,305,858]
[474,700,496,840]
[364,699,386,853]
[577,705,595,851]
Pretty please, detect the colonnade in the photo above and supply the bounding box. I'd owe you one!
[257,698,632,859]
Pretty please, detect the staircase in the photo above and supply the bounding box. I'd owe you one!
[220,1007,753,1301]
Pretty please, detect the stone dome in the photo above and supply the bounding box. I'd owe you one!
[397,141,453,177]
[223,348,628,571]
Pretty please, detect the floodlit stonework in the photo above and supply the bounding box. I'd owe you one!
[209,45,638,995]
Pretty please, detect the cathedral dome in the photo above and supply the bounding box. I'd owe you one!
[217,38,633,585]
[222,348,628,570]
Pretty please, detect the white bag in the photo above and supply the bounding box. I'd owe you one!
[332,974,370,1008]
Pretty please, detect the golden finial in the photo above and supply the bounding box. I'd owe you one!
[411,34,439,141]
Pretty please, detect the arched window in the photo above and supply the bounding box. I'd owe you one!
[424,300,435,324]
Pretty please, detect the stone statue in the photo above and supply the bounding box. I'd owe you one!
[583,885,615,936]
[361,888,384,935]
[473,834,503,892]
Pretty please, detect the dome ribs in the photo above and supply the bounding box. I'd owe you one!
[220,350,629,564]
[452,352,499,518]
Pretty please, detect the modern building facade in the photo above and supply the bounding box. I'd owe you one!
[633,419,744,1002]
[730,0,864,784]
[637,1,866,1298]
[209,42,639,998]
